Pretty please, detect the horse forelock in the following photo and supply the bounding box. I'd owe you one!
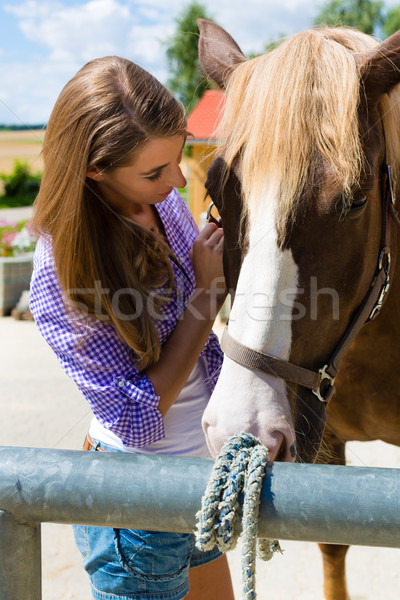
[217,27,392,237]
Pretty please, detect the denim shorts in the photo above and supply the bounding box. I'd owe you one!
[73,438,222,600]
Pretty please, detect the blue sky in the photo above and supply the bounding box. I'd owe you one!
[0,0,398,124]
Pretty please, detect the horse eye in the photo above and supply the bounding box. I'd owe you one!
[351,196,367,208]
[348,195,367,216]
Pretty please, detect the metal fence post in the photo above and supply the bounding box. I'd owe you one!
[0,510,41,600]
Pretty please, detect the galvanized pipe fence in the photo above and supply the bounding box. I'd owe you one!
[0,445,399,599]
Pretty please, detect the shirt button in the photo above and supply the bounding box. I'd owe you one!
[118,380,125,388]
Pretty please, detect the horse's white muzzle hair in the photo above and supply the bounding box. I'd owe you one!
[202,355,296,461]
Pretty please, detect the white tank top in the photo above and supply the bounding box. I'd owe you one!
[89,356,212,459]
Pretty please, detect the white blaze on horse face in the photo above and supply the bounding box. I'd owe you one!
[203,188,299,460]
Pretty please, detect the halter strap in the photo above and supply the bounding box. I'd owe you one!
[220,165,396,404]
[220,327,323,390]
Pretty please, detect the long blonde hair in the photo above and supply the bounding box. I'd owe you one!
[34,56,187,368]
[217,27,400,237]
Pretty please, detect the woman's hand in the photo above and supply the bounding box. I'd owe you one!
[145,223,227,415]
[189,222,226,313]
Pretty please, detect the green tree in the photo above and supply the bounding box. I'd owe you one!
[166,1,215,112]
[314,0,384,34]
[383,6,400,37]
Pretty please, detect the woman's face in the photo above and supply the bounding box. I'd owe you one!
[88,135,187,216]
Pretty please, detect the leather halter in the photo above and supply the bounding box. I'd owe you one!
[213,165,398,405]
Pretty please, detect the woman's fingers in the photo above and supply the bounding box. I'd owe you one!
[191,223,225,292]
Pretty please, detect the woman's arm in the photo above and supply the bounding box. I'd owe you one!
[29,241,166,448]
[145,222,226,415]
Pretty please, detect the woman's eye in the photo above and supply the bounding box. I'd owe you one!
[146,171,162,182]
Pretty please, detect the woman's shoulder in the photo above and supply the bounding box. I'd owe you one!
[33,235,55,271]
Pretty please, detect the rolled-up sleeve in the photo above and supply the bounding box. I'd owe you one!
[200,330,223,391]
[29,243,165,447]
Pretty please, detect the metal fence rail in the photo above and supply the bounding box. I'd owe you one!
[0,445,399,599]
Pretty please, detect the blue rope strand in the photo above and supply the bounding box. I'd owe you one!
[195,433,282,600]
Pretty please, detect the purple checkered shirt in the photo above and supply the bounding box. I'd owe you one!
[29,189,223,447]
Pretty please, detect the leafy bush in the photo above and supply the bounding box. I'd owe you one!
[0,160,41,208]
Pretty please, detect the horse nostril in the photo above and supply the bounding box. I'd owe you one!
[275,438,286,462]
[289,442,297,460]
[266,431,296,462]
[265,432,284,461]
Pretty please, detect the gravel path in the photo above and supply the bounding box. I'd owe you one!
[1,315,400,599]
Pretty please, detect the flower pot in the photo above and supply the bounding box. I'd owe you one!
[0,253,34,316]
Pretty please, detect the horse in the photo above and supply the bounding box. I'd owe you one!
[197,19,400,600]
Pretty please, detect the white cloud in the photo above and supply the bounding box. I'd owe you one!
[0,58,73,124]
[1,0,177,123]
[4,0,319,66]
[6,0,135,63]
[210,0,317,54]
[4,0,387,124]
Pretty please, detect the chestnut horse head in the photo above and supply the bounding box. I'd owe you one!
[198,21,400,462]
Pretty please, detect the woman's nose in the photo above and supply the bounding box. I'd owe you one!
[168,165,187,189]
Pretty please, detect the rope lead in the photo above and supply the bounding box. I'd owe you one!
[195,432,282,600]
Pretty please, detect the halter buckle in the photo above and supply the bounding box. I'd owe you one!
[370,250,391,320]
[378,247,391,271]
[388,165,396,206]
[312,365,336,404]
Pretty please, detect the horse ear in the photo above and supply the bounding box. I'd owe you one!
[197,19,246,89]
[359,30,400,104]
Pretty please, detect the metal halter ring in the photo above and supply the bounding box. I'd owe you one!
[206,201,215,221]
[206,201,222,227]
[312,365,336,404]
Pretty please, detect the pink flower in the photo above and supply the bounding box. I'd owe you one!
[2,231,17,245]
[0,219,37,257]
[25,220,36,236]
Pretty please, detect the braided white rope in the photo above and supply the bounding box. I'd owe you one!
[195,433,282,600]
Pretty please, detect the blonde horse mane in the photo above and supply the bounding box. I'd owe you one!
[218,27,400,235]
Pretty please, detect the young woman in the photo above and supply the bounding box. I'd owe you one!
[30,56,234,600]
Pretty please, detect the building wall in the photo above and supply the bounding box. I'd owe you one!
[184,143,217,227]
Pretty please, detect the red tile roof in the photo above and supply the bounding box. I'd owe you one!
[187,89,225,141]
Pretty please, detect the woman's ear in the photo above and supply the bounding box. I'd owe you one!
[86,166,104,181]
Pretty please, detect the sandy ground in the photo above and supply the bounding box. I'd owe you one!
[0,130,44,174]
[1,312,400,600]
